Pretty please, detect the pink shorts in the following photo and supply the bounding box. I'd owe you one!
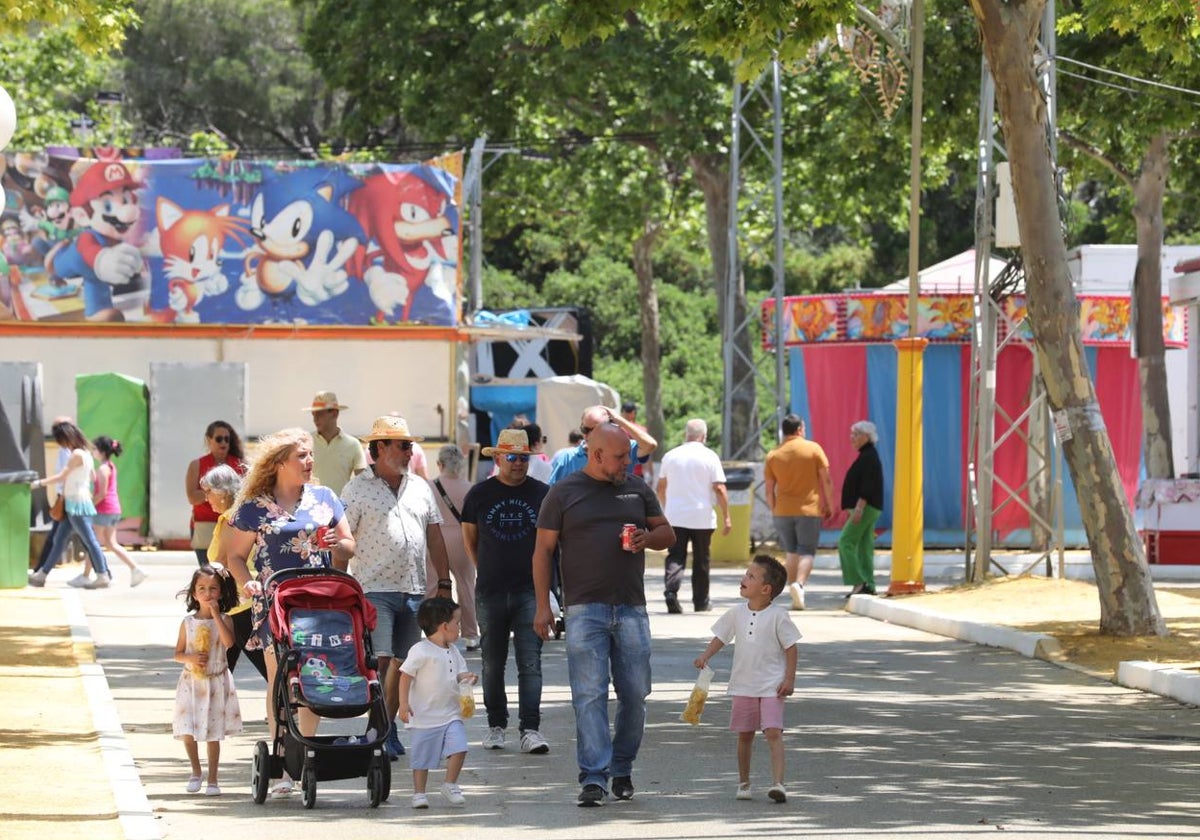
[729,695,785,732]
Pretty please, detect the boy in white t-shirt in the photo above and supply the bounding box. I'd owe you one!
[694,555,801,803]
[398,597,478,809]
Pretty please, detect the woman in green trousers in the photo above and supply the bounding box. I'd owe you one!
[838,421,884,596]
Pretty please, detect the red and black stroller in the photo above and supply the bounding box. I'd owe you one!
[251,566,391,808]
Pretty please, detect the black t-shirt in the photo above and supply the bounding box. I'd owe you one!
[537,471,663,607]
[461,476,549,595]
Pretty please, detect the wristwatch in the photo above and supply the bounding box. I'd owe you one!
[437,578,453,590]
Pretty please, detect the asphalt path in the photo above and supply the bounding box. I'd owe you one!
[81,553,1200,839]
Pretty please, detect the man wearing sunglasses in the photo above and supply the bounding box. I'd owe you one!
[547,404,657,485]
[338,415,452,760]
[461,429,551,755]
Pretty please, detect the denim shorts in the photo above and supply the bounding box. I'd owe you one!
[408,719,468,770]
[774,515,821,556]
[92,513,120,528]
[365,591,424,659]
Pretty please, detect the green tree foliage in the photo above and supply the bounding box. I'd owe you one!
[0,1,137,53]
[0,29,128,149]
[122,0,338,154]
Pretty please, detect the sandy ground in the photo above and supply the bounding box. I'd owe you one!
[0,588,124,840]
[894,576,1200,678]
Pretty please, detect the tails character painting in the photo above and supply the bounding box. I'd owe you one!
[156,199,251,322]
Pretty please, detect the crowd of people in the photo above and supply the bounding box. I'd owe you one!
[27,395,885,810]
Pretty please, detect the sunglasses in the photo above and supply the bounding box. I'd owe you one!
[212,435,230,444]
[504,453,531,463]
[580,426,594,435]
[394,440,414,451]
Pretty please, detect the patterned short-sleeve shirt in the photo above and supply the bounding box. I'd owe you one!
[340,469,443,594]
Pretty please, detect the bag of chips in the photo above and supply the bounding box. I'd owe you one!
[681,666,714,725]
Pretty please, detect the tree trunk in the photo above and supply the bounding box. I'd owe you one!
[970,0,1166,636]
[1132,133,1174,480]
[690,151,759,456]
[633,220,666,462]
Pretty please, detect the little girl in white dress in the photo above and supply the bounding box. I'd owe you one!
[173,564,243,795]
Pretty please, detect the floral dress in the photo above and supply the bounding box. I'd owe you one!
[230,484,345,649]
[173,615,243,741]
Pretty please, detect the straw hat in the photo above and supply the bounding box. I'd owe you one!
[361,415,424,442]
[482,428,532,457]
[302,390,349,412]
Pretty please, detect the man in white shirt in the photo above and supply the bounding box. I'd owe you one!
[656,419,731,613]
[304,390,367,494]
[337,415,452,760]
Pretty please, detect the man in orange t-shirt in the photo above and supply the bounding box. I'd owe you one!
[763,414,835,610]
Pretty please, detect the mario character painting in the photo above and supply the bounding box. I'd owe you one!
[236,168,364,316]
[52,160,144,321]
[348,165,458,325]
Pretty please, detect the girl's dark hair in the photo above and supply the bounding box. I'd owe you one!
[93,436,123,459]
[417,597,459,637]
[205,420,245,462]
[50,420,89,451]
[178,565,239,613]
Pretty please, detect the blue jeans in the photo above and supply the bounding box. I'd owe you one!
[564,603,651,788]
[42,512,109,576]
[477,588,543,732]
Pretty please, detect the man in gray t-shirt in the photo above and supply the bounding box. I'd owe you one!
[533,423,675,807]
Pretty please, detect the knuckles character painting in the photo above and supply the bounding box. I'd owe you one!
[0,150,462,327]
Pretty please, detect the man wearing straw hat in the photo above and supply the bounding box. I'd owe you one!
[338,415,453,760]
[462,428,551,755]
[303,390,367,494]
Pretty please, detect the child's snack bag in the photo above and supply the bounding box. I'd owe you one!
[681,666,714,725]
[458,680,476,718]
[191,623,211,676]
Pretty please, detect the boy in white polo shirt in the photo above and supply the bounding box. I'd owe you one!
[694,554,801,804]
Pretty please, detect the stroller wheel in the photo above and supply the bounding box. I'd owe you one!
[301,764,317,809]
[368,765,384,808]
[251,741,270,804]
[380,756,392,802]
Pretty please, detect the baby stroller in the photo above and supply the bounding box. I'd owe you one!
[251,566,391,808]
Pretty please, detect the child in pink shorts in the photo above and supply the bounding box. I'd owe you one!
[695,554,801,803]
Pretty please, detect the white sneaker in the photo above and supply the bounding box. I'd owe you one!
[767,783,787,803]
[483,726,505,749]
[463,636,480,651]
[67,573,92,588]
[789,582,805,610]
[440,782,465,806]
[130,568,147,587]
[736,782,752,801]
[519,729,549,754]
[411,792,429,809]
[85,573,112,589]
[27,570,46,588]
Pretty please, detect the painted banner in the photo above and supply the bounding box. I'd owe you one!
[0,150,462,327]
[762,292,1187,348]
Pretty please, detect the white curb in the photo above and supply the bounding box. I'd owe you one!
[847,594,1062,660]
[1117,661,1200,707]
[62,591,162,840]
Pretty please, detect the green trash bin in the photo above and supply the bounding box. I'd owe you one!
[711,463,756,563]
[0,471,37,589]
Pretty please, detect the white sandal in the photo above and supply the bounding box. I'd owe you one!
[269,779,294,799]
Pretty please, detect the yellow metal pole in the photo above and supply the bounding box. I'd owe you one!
[888,0,926,596]
[890,336,927,594]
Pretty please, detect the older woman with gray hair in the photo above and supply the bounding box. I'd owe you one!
[426,444,480,648]
[838,420,885,597]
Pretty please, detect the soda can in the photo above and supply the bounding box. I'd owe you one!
[621,523,637,552]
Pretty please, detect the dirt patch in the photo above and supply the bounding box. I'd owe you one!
[895,576,1200,679]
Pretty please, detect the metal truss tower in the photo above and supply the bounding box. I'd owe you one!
[966,2,1065,580]
[722,61,789,461]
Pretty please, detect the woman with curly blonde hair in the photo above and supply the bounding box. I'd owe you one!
[224,427,355,798]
